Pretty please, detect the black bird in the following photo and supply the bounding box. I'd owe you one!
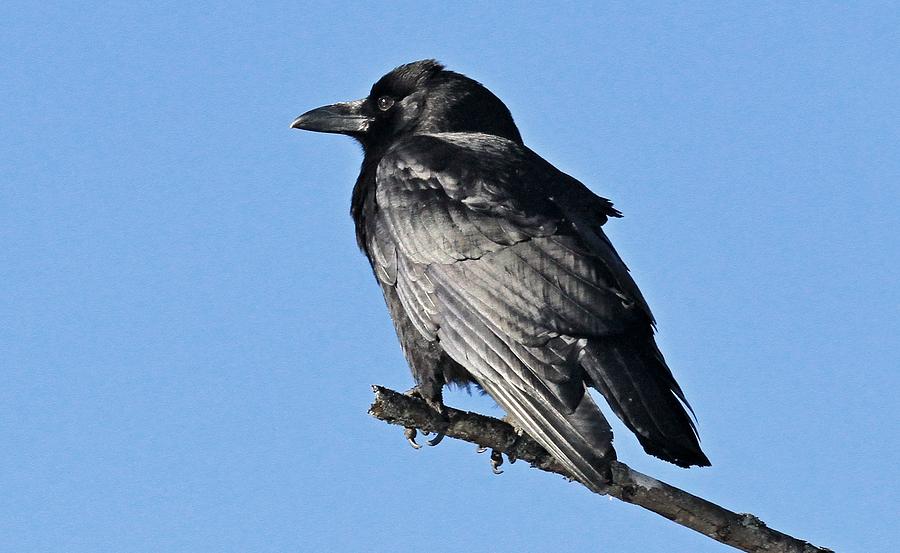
[291,60,710,491]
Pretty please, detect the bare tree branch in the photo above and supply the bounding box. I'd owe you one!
[369,385,833,553]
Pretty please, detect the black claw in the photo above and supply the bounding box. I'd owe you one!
[419,397,449,447]
[404,427,421,449]
[490,449,504,474]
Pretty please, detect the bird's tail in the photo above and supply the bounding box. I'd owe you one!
[580,336,710,468]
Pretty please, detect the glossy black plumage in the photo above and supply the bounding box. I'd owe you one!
[292,60,709,491]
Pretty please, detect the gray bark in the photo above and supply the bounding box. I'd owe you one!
[369,385,834,553]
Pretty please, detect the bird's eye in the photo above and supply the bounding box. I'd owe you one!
[376,96,395,111]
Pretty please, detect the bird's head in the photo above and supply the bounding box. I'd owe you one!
[291,60,522,151]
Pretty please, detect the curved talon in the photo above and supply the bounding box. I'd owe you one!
[426,432,445,446]
[476,445,488,454]
[404,427,421,449]
[490,449,504,474]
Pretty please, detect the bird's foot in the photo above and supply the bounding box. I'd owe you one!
[422,395,448,446]
[477,432,522,474]
[421,394,449,446]
[402,388,425,449]
[490,449,504,474]
[402,387,449,448]
[404,427,422,449]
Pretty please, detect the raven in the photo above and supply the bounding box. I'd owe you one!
[292,60,709,491]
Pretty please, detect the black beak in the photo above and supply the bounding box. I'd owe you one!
[290,99,371,135]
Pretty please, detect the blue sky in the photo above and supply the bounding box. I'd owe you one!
[2,3,898,552]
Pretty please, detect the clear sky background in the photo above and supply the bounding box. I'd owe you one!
[2,3,898,552]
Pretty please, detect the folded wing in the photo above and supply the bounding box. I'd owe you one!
[370,133,708,488]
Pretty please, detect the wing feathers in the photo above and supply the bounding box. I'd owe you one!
[370,132,709,476]
[433,282,615,491]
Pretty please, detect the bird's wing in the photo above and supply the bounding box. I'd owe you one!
[374,132,648,341]
[373,133,704,487]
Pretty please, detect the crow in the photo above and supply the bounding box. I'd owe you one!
[291,60,709,491]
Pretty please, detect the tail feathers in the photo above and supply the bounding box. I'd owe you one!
[580,338,710,468]
[478,378,616,493]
